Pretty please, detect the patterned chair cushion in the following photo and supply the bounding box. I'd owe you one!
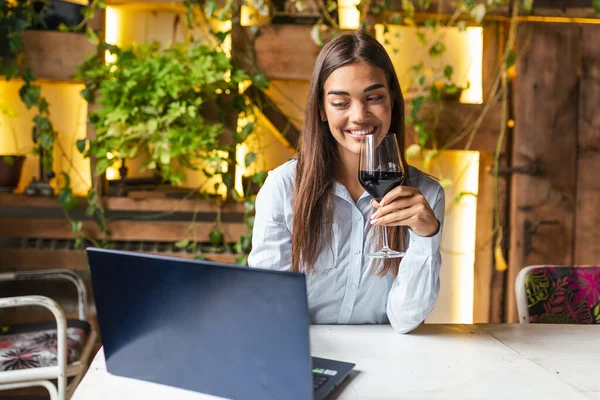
[0,320,90,371]
[525,266,600,324]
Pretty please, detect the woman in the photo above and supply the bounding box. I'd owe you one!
[248,31,444,334]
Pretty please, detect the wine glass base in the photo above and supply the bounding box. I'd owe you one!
[367,249,406,259]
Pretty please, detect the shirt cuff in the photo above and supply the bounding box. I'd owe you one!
[408,220,442,256]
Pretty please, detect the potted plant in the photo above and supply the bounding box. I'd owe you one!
[75,40,257,195]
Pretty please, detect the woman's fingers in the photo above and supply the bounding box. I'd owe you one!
[380,185,417,206]
[370,203,423,226]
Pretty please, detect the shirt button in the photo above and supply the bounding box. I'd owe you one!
[351,283,357,289]
[345,307,352,313]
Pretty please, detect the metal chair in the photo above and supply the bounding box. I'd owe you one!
[0,269,97,400]
[516,265,600,324]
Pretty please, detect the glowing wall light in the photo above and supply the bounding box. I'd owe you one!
[0,81,91,195]
[409,150,480,324]
[338,0,360,29]
[376,25,483,104]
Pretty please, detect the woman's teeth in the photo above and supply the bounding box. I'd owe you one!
[347,127,375,135]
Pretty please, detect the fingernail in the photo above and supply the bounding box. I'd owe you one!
[379,200,385,206]
[371,214,376,220]
[370,219,378,225]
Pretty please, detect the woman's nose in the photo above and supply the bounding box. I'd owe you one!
[350,102,370,123]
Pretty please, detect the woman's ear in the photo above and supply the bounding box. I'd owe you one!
[320,109,327,122]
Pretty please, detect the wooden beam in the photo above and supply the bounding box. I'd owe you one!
[575,25,600,264]
[0,194,245,213]
[0,218,247,242]
[246,84,302,149]
[507,23,579,322]
[0,248,238,271]
[473,151,495,323]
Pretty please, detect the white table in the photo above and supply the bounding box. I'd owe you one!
[72,324,600,400]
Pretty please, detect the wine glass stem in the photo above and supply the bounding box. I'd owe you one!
[382,225,391,250]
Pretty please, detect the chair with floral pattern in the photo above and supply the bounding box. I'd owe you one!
[516,265,600,324]
[0,270,97,400]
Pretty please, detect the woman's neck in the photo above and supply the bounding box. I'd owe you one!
[336,147,365,202]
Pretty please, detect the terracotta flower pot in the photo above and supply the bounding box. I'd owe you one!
[0,156,26,193]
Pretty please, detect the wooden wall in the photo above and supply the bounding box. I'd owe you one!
[506,23,600,322]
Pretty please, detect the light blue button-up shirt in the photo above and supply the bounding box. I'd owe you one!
[248,159,444,334]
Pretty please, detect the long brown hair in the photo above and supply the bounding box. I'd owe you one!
[291,31,408,277]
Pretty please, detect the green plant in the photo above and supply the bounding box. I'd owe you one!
[0,0,105,183]
[76,41,253,186]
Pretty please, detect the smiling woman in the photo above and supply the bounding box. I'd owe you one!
[248,31,445,334]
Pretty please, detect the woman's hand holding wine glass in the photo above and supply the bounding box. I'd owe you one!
[369,186,440,238]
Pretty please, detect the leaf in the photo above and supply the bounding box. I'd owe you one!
[74,237,84,249]
[424,18,436,29]
[311,24,324,47]
[19,85,41,109]
[209,229,224,245]
[71,221,83,233]
[239,122,254,141]
[470,4,486,24]
[252,171,267,185]
[494,245,508,272]
[252,72,269,89]
[213,30,230,43]
[61,172,71,188]
[235,255,248,265]
[175,239,190,249]
[457,21,467,31]
[85,27,100,45]
[444,65,453,81]
[505,49,516,69]
[204,0,217,17]
[390,14,402,25]
[76,139,87,154]
[416,31,427,45]
[244,152,257,168]
[429,41,446,57]
[521,0,533,12]
[594,0,600,13]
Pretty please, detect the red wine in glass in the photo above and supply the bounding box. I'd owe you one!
[358,133,406,258]
[359,171,405,201]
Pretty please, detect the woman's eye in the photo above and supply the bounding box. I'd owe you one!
[367,95,385,102]
[331,102,348,108]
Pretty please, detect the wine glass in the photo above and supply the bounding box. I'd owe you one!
[358,133,406,259]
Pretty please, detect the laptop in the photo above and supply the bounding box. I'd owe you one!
[87,248,355,400]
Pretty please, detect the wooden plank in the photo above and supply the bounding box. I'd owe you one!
[482,22,502,103]
[473,152,495,323]
[507,23,579,323]
[232,24,320,81]
[0,218,247,242]
[0,193,245,213]
[575,25,600,264]
[0,249,239,270]
[0,249,89,271]
[246,84,301,149]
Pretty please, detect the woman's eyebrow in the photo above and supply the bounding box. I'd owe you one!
[326,83,385,96]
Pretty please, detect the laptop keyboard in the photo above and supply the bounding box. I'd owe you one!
[313,373,329,391]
